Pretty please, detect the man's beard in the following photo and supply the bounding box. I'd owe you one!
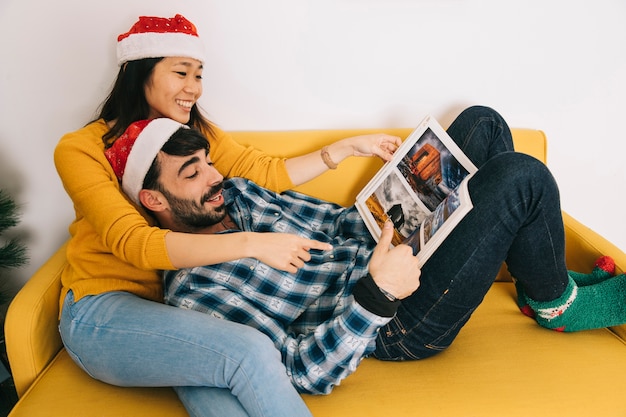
[161,184,227,231]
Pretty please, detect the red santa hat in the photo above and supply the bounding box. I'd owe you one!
[105,118,188,205]
[117,14,206,65]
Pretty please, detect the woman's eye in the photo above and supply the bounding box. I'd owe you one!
[176,71,187,77]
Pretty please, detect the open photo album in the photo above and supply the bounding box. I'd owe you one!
[355,115,478,267]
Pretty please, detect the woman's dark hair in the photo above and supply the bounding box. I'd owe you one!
[94,58,213,148]
[142,127,210,192]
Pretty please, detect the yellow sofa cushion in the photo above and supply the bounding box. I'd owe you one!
[304,283,626,416]
[8,283,626,416]
[8,351,187,417]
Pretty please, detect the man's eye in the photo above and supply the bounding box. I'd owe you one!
[186,171,199,179]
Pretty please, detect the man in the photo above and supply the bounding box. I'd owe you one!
[106,115,626,395]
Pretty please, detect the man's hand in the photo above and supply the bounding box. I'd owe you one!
[251,233,333,273]
[368,221,421,299]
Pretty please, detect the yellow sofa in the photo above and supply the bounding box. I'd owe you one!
[6,127,626,416]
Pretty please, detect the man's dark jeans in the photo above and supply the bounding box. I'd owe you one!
[374,106,567,360]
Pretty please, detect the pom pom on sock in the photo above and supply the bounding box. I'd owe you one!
[595,255,616,275]
[567,256,615,287]
[568,255,616,286]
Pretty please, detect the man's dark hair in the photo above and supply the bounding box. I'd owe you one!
[142,127,210,193]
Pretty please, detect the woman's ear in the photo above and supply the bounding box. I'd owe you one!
[139,189,167,212]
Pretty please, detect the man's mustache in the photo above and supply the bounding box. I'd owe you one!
[201,182,224,204]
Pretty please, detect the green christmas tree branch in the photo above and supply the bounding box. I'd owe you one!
[0,189,28,270]
[0,239,27,270]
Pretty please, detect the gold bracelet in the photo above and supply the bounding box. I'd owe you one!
[320,146,338,170]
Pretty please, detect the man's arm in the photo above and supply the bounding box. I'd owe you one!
[281,223,422,394]
[281,300,391,395]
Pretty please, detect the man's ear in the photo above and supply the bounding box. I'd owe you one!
[139,189,168,212]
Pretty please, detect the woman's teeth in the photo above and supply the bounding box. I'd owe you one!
[176,99,193,109]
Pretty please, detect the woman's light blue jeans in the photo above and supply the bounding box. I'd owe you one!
[374,106,568,360]
[59,290,312,417]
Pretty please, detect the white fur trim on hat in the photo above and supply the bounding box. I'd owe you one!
[117,32,206,65]
[122,118,189,205]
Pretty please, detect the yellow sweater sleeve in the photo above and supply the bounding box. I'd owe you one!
[54,120,174,303]
[206,125,295,192]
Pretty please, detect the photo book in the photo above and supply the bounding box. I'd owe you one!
[355,115,478,267]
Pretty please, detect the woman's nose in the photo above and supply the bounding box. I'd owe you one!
[184,78,201,96]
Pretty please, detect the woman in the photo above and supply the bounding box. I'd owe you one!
[54,14,401,417]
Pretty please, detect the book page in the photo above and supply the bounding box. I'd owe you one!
[400,175,473,266]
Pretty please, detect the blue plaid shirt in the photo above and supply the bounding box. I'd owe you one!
[164,178,392,394]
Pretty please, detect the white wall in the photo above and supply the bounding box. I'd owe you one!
[1,0,625,300]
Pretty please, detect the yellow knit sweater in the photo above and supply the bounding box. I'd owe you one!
[54,119,294,309]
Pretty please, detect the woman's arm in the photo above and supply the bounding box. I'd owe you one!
[165,231,331,271]
[207,125,401,190]
[284,133,401,186]
[55,122,330,272]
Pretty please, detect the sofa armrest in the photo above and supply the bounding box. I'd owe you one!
[562,211,626,275]
[5,243,66,397]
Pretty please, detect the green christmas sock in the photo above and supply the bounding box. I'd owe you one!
[568,256,615,286]
[514,256,616,319]
[527,273,626,332]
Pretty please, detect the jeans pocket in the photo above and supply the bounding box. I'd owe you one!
[375,314,459,361]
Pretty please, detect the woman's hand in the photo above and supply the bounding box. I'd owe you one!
[344,133,402,162]
[249,233,333,273]
[285,133,402,186]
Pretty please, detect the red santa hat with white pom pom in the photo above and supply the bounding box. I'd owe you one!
[105,118,188,205]
[117,14,206,65]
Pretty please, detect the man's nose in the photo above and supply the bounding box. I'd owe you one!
[205,164,223,184]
